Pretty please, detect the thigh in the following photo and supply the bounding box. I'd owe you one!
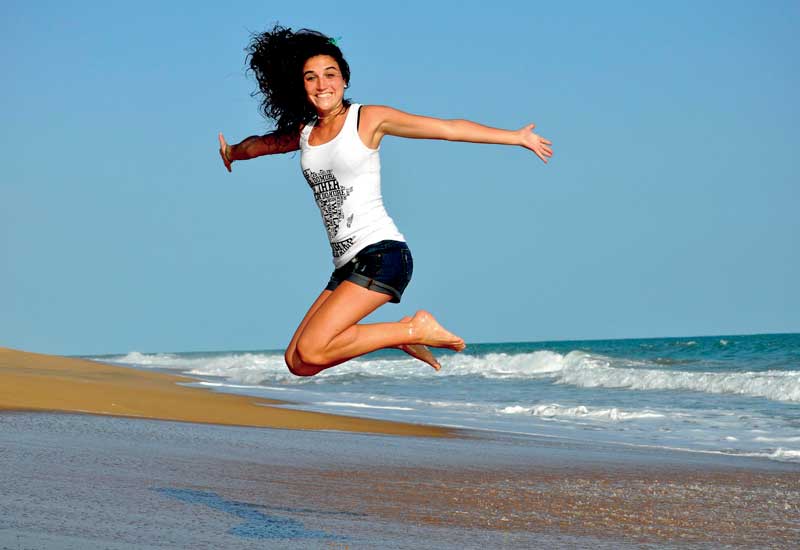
[286,289,333,357]
[300,281,392,345]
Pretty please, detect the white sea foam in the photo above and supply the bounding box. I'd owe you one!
[99,349,800,403]
[196,381,295,392]
[437,351,566,378]
[107,351,179,366]
[103,351,292,384]
[738,448,800,463]
[196,381,264,389]
[316,402,414,411]
[499,403,664,421]
[554,351,800,403]
[369,349,800,403]
[106,349,568,384]
[768,448,800,461]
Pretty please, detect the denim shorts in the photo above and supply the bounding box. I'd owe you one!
[325,240,413,303]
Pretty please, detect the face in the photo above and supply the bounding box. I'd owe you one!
[302,55,346,114]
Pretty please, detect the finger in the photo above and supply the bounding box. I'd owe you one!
[218,132,226,147]
[219,150,232,172]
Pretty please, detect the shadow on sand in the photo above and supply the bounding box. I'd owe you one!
[154,487,351,541]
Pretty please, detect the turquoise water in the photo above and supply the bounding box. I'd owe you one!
[93,333,800,463]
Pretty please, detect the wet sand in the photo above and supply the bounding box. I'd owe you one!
[312,463,800,545]
[0,347,448,437]
[3,411,799,548]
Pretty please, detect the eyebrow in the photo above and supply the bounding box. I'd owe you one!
[303,66,339,76]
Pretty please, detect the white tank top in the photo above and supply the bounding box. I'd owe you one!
[299,104,405,268]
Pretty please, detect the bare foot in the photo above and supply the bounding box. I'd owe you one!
[396,316,441,370]
[398,344,441,371]
[409,310,466,352]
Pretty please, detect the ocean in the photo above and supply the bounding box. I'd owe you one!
[89,333,800,464]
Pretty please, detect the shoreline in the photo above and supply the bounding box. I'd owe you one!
[0,347,451,437]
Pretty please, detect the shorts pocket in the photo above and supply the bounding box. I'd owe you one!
[401,248,414,282]
[353,251,383,277]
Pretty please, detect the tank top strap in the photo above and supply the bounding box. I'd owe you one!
[343,103,361,135]
[299,120,315,148]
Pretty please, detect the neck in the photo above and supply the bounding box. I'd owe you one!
[315,103,347,127]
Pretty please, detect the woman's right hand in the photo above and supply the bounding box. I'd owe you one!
[218,132,232,172]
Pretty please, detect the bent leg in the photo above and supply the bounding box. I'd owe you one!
[295,281,464,371]
[284,290,333,377]
[287,293,443,375]
[294,282,392,370]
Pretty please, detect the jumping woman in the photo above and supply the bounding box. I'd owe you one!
[218,26,552,377]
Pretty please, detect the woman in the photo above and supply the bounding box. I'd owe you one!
[218,26,552,377]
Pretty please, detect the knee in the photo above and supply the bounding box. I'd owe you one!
[284,347,322,377]
[294,337,327,369]
[284,350,300,375]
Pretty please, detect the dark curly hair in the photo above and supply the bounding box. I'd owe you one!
[246,24,351,136]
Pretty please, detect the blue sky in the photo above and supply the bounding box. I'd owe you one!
[2,1,798,355]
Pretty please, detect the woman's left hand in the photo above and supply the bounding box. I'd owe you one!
[518,124,553,164]
[218,132,233,172]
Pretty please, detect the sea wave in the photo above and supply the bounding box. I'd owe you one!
[555,351,800,403]
[103,351,291,384]
[438,351,566,378]
[768,448,800,462]
[96,348,800,403]
[499,403,664,421]
[739,448,800,463]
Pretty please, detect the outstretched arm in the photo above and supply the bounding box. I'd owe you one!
[361,106,553,163]
[218,131,300,172]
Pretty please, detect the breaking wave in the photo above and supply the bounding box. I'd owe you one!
[499,403,664,421]
[97,348,800,403]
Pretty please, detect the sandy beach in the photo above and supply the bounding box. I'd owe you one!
[0,347,448,437]
[2,347,799,548]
